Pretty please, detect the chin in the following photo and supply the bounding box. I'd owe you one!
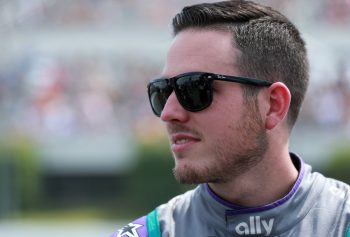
[173,162,211,184]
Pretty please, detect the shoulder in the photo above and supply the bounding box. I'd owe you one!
[310,170,350,215]
[312,175,350,234]
[110,215,148,237]
[303,162,350,206]
[157,186,199,217]
[109,187,198,237]
[322,176,350,207]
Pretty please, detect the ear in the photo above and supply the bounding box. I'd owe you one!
[264,82,291,130]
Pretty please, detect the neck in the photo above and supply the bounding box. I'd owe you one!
[208,148,298,207]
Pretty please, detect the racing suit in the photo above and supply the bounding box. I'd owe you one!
[110,153,350,237]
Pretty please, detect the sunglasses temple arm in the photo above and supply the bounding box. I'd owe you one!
[216,76,272,86]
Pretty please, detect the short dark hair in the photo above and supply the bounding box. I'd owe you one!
[172,0,309,128]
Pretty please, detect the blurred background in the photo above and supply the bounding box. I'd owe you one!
[0,0,349,236]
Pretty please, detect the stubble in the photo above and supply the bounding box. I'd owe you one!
[173,100,268,184]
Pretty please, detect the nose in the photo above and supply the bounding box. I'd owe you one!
[160,91,190,123]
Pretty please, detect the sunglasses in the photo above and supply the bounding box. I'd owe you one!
[147,71,272,117]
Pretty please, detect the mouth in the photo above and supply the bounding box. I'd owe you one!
[175,138,191,145]
[170,133,200,153]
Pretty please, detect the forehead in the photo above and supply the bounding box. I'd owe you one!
[162,29,241,78]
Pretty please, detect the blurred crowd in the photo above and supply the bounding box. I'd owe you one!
[302,59,350,130]
[1,0,350,30]
[0,0,350,144]
[0,0,199,31]
[0,53,159,137]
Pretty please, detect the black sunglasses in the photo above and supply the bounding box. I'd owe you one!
[147,71,272,117]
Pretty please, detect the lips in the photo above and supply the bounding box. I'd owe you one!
[175,138,190,145]
[170,133,200,153]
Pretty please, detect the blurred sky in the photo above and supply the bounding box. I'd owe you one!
[0,0,350,236]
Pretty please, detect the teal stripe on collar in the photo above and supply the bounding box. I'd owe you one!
[146,209,161,237]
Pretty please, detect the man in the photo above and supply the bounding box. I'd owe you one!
[111,1,350,236]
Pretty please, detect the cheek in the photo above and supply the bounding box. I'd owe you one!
[212,86,245,113]
[195,88,245,139]
[199,107,241,142]
[210,96,244,125]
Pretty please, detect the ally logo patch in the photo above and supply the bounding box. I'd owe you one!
[235,216,274,236]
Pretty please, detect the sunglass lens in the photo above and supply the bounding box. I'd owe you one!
[176,74,212,111]
[149,80,172,116]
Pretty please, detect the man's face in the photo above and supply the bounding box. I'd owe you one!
[160,29,268,184]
